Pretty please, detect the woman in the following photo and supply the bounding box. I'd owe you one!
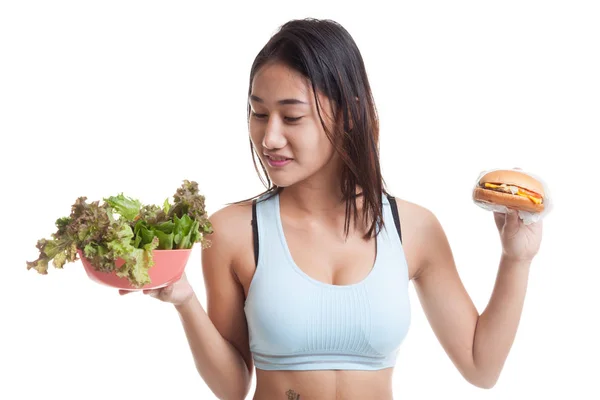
[123,18,543,400]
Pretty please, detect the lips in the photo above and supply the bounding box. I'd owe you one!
[264,153,293,168]
[265,154,293,161]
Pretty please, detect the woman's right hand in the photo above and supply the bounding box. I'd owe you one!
[119,272,195,306]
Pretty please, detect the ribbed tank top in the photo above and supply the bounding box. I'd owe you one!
[243,192,411,371]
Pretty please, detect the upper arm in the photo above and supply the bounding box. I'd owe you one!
[408,206,480,380]
[200,204,254,374]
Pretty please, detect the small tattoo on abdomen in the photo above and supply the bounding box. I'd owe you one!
[286,389,300,399]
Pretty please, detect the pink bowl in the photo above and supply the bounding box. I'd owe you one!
[77,248,192,291]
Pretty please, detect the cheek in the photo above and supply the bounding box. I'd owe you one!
[316,131,336,159]
[249,127,263,148]
[297,133,335,166]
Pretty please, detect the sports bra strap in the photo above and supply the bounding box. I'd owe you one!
[386,194,402,243]
[252,198,259,266]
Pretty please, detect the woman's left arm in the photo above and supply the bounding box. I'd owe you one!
[411,207,543,389]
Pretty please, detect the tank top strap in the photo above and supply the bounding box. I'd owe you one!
[253,191,284,269]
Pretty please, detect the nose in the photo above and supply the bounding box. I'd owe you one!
[262,117,287,150]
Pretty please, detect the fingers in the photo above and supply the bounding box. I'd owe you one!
[493,211,506,230]
[118,287,169,299]
[507,207,520,223]
[119,289,157,296]
[494,208,520,230]
[143,289,161,298]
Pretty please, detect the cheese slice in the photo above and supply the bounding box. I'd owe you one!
[484,183,501,189]
[522,192,542,204]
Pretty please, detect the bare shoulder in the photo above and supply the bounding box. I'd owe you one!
[205,201,253,253]
[389,196,442,280]
[202,199,255,287]
[392,196,435,222]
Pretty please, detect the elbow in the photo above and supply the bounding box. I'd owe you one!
[459,361,500,389]
[464,351,504,389]
[224,367,254,400]
[469,377,498,390]
[218,377,253,400]
[213,382,251,400]
[465,369,500,390]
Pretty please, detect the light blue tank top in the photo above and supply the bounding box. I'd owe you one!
[243,192,411,371]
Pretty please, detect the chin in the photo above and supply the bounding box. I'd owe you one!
[267,175,297,188]
[263,159,328,189]
[265,168,307,188]
[268,170,325,189]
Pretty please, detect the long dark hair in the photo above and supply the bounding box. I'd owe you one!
[235,18,390,240]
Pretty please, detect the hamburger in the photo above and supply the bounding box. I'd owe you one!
[473,169,545,213]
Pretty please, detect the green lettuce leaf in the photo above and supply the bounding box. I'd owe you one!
[115,236,159,288]
[154,220,174,234]
[104,193,142,222]
[171,214,201,249]
[153,229,173,250]
[133,220,174,250]
[163,197,171,215]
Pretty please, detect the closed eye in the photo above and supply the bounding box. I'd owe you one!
[251,111,303,123]
[251,112,267,119]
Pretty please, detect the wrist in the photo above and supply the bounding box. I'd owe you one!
[174,291,198,313]
[500,253,534,267]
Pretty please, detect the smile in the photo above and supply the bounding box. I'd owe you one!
[266,155,293,167]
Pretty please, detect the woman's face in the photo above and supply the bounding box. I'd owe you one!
[249,62,340,188]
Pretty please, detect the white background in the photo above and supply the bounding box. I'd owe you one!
[1,1,598,399]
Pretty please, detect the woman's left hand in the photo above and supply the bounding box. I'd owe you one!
[494,209,543,262]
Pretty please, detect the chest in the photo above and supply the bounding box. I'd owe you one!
[284,222,378,285]
[236,223,417,300]
[237,228,378,299]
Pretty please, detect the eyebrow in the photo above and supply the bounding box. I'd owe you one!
[250,95,308,105]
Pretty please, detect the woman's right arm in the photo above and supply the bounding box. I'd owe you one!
[173,205,254,400]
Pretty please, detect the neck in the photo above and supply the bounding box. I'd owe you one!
[278,154,349,216]
[280,182,346,216]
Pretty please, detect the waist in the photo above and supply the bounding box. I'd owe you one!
[253,367,395,400]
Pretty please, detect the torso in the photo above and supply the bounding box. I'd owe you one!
[231,193,425,400]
